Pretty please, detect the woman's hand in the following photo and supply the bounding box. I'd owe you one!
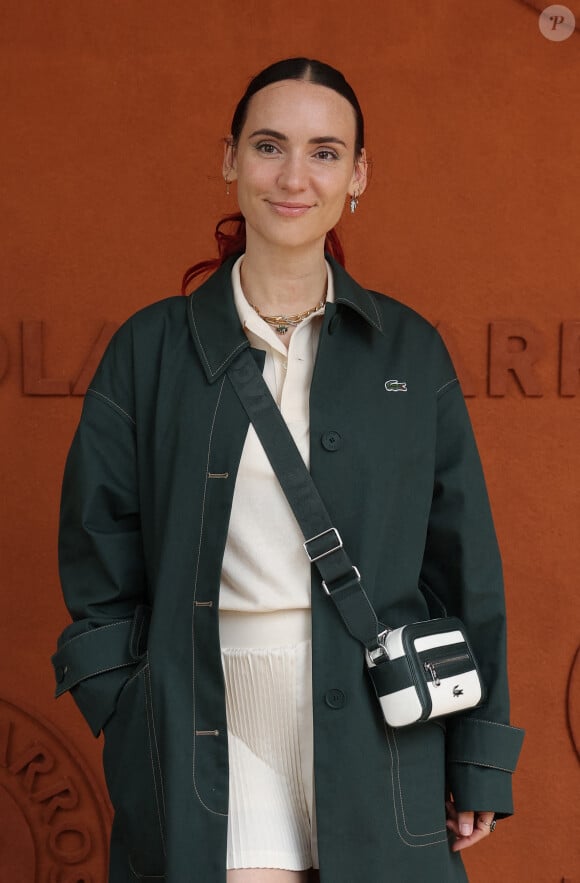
[445,800,496,852]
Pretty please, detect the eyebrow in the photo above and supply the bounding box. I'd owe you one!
[247,128,347,148]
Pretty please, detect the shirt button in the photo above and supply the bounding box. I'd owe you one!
[321,431,342,451]
[55,665,67,683]
[325,688,346,709]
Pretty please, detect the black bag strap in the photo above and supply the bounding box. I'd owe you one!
[227,348,382,653]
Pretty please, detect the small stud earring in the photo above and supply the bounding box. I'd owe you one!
[350,193,359,214]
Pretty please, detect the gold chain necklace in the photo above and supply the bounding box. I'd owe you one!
[249,297,326,334]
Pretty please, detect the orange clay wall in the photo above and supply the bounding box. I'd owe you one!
[1,1,579,880]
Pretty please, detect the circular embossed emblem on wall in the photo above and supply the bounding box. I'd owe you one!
[566,645,580,765]
[0,696,112,883]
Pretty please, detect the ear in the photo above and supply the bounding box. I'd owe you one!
[349,147,368,198]
[222,138,238,183]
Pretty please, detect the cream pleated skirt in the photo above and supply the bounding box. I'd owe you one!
[220,610,319,871]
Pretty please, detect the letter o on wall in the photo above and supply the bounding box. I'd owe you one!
[47,823,92,864]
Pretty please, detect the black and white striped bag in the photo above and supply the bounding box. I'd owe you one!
[366,617,485,728]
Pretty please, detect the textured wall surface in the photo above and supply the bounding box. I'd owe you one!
[1,0,579,879]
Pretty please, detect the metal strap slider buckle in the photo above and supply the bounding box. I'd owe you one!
[321,565,361,596]
[303,527,343,563]
[365,628,392,667]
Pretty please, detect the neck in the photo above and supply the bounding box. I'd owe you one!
[240,237,328,317]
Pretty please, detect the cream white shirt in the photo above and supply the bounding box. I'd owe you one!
[218,255,335,631]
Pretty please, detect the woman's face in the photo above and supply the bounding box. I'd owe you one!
[224,79,367,255]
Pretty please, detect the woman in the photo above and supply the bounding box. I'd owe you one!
[52,58,524,882]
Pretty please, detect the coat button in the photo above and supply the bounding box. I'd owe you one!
[55,665,67,683]
[324,688,346,709]
[321,431,342,451]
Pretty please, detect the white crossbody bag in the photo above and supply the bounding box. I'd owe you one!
[365,617,484,727]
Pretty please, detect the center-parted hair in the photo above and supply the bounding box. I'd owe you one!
[230,58,364,155]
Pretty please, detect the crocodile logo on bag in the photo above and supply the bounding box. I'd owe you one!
[452,685,464,697]
[385,379,408,392]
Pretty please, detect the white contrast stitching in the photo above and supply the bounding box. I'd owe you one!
[191,377,228,817]
[59,661,135,693]
[188,296,247,378]
[385,726,448,848]
[435,377,458,398]
[338,291,383,332]
[460,718,521,729]
[114,665,166,879]
[448,759,516,772]
[87,388,136,424]
[128,855,165,879]
[57,619,133,650]
[130,610,147,657]
[145,664,167,811]
[144,665,167,855]
[365,291,383,330]
[123,656,149,691]
[391,730,447,837]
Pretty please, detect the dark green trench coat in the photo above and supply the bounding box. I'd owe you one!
[52,255,524,883]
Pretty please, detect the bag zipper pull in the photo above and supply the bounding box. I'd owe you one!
[424,661,441,686]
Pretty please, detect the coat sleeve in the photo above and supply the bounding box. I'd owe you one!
[419,371,524,818]
[52,327,149,737]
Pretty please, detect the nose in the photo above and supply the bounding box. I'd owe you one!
[276,153,308,193]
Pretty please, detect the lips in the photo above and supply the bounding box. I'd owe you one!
[268,201,313,217]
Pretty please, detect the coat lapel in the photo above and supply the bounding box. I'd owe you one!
[186,256,250,383]
[327,254,385,335]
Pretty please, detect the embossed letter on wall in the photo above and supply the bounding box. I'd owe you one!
[0,318,579,397]
[0,697,111,883]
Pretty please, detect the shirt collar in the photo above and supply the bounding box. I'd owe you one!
[186,252,382,384]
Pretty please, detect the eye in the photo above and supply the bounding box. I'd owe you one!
[255,141,280,155]
[314,149,339,162]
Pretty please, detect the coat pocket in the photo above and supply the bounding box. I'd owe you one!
[103,658,166,877]
[385,721,449,847]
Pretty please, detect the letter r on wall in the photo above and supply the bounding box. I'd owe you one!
[560,321,580,396]
[488,320,544,397]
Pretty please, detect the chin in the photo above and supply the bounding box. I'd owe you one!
[264,233,327,252]
[247,213,339,252]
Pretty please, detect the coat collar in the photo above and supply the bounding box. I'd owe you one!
[329,254,384,334]
[187,253,384,383]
